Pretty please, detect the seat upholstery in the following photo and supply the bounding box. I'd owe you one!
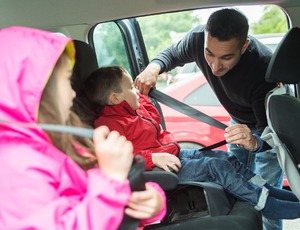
[262,27,300,199]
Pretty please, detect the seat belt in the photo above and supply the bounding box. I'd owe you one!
[0,120,94,138]
[149,88,228,150]
[0,120,142,230]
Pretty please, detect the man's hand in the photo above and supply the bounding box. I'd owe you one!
[225,124,259,151]
[134,63,161,95]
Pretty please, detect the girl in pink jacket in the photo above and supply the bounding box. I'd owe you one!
[0,26,166,230]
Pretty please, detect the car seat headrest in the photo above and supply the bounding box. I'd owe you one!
[72,40,98,89]
[265,27,300,84]
[71,40,99,127]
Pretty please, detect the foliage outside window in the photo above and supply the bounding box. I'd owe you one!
[92,22,131,74]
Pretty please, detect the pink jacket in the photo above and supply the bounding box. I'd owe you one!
[0,27,165,229]
[95,94,180,171]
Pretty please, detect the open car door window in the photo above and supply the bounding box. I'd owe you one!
[88,18,148,77]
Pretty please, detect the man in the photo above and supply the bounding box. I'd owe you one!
[134,8,283,230]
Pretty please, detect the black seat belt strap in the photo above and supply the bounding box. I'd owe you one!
[200,140,227,151]
[149,88,228,150]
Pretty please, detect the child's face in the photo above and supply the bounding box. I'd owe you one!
[118,73,140,110]
[56,53,75,123]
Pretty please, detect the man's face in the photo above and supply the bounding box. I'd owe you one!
[204,31,248,77]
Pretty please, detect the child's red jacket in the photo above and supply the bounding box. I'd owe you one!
[95,94,180,170]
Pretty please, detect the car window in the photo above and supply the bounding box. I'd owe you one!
[89,4,289,110]
[90,4,288,95]
[254,33,285,52]
[91,22,132,75]
[136,5,288,90]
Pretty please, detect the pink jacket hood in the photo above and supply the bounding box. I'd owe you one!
[0,26,74,140]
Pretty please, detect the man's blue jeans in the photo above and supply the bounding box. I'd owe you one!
[227,119,284,230]
[176,149,268,209]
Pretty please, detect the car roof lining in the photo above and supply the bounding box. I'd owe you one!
[0,0,297,29]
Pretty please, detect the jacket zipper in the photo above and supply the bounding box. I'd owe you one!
[133,110,180,152]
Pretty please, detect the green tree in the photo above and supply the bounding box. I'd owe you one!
[138,11,200,60]
[252,6,288,34]
[93,22,131,73]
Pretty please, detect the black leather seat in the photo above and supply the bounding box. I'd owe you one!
[261,27,300,200]
[71,39,262,230]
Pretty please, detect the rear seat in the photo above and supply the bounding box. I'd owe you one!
[71,39,263,230]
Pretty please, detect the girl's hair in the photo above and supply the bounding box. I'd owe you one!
[84,65,128,120]
[206,8,249,48]
[38,52,97,171]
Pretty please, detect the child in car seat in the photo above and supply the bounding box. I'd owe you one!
[0,27,166,229]
[84,65,300,221]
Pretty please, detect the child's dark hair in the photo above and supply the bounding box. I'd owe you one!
[84,65,128,120]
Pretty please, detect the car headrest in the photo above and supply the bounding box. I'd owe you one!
[72,40,98,90]
[265,27,300,84]
[71,40,99,127]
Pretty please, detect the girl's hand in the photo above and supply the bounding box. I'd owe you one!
[152,153,181,172]
[125,183,163,219]
[93,126,134,181]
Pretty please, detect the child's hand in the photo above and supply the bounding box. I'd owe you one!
[125,183,163,219]
[93,126,134,182]
[152,153,181,172]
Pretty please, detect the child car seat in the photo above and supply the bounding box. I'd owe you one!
[71,39,263,230]
[261,27,300,200]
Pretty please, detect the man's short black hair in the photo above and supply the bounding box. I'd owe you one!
[206,8,249,47]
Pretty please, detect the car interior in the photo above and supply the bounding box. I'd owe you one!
[1,0,300,229]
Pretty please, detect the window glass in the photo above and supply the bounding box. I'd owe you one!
[92,22,131,74]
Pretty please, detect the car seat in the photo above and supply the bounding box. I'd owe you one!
[71,39,262,230]
[261,27,300,200]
